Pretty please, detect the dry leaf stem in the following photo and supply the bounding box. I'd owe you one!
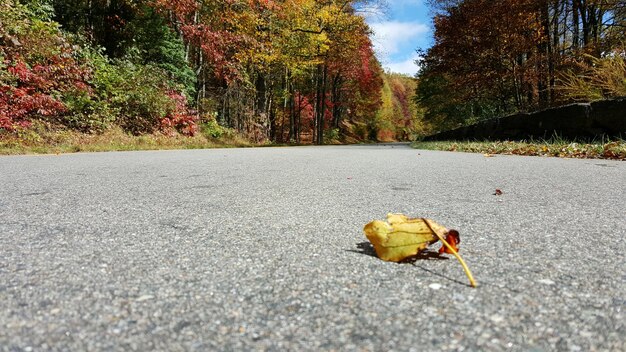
[423,219,477,288]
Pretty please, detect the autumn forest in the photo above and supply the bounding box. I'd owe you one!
[419,0,625,131]
[1,0,624,147]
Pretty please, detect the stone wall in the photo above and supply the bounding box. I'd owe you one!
[423,97,626,141]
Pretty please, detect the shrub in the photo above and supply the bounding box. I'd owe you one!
[60,87,117,133]
[1,0,204,139]
[160,91,198,136]
[200,118,226,139]
[324,128,340,142]
[559,49,626,102]
[0,0,90,132]
[129,7,197,100]
[60,47,199,136]
[85,53,172,135]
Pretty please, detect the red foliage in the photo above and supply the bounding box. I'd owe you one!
[160,91,199,136]
[294,92,314,124]
[150,0,250,82]
[1,58,74,131]
[0,18,91,132]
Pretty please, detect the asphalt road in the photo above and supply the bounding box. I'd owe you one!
[1,144,624,351]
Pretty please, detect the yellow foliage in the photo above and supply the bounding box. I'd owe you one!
[559,50,626,101]
[374,73,427,140]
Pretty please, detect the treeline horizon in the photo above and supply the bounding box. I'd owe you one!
[1,0,421,144]
[2,0,624,145]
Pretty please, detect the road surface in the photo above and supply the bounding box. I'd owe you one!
[1,144,624,351]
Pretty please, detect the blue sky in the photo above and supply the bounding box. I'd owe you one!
[364,0,433,76]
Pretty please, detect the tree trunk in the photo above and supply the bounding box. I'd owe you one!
[195,50,204,107]
[578,1,590,46]
[538,1,551,107]
[296,96,301,144]
[550,0,560,103]
[315,64,327,145]
[331,73,343,129]
[572,0,580,49]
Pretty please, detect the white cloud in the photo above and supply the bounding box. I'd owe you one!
[368,21,429,76]
[384,54,422,76]
[369,21,430,57]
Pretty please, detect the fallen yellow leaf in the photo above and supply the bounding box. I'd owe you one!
[363,214,477,287]
[364,215,445,261]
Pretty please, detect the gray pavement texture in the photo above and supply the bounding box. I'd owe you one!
[0,144,624,351]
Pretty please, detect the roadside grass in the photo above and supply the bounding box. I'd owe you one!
[0,126,373,155]
[0,125,256,155]
[412,138,626,160]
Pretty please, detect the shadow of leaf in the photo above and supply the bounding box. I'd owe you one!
[348,241,475,287]
[411,264,469,286]
[349,242,449,262]
[355,241,378,257]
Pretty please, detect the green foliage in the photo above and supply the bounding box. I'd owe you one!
[1,0,62,61]
[415,69,475,132]
[51,0,139,58]
[324,128,340,142]
[60,47,180,134]
[127,6,196,100]
[51,1,196,99]
[200,118,229,139]
[95,59,174,134]
[20,0,55,21]
[61,88,117,132]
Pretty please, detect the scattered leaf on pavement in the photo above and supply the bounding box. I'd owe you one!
[363,214,477,287]
[494,189,503,196]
